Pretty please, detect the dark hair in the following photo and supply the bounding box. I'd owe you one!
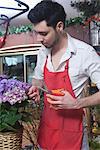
[28,1,66,28]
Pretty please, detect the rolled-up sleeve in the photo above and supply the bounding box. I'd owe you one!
[84,48,100,89]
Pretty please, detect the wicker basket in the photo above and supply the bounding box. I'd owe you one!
[0,130,23,150]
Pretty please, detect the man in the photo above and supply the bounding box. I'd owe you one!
[27,1,100,150]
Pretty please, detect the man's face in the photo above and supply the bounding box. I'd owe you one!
[33,20,59,48]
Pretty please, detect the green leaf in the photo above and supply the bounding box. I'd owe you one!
[0,122,17,132]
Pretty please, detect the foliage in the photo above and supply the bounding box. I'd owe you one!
[8,24,32,35]
[0,1,99,36]
[89,139,100,149]
[0,75,31,132]
[65,16,85,27]
[70,0,100,27]
[71,0,100,19]
[0,24,33,37]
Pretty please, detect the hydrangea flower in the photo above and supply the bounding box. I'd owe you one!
[0,75,31,105]
[0,75,32,132]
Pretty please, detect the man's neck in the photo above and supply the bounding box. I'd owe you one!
[51,34,68,71]
[52,33,68,55]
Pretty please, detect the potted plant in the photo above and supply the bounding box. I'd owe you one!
[71,0,100,18]
[70,0,100,45]
[0,75,31,149]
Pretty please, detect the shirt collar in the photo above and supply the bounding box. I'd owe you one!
[59,34,77,62]
[67,34,77,55]
[41,33,77,56]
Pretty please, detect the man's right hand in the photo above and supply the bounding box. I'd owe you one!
[27,86,40,102]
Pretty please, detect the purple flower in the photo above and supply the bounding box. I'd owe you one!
[0,74,8,81]
[0,75,31,105]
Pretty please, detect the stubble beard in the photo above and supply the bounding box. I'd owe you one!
[46,34,59,49]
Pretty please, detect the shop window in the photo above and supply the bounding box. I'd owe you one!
[25,55,37,83]
[0,44,41,82]
[3,55,24,81]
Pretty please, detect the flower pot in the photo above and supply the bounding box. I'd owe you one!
[0,129,23,150]
[90,21,99,46]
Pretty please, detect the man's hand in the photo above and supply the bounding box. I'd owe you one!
[27,86,40,102]
[46,90,77,110]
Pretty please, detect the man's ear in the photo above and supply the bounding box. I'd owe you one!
[56,21,64,32]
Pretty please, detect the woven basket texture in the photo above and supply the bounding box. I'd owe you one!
[0,131,23,150]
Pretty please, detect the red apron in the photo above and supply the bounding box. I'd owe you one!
[38,59,83,150]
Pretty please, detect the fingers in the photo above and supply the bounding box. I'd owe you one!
[47,93,62,100]
[28,86,37,95]
[47,97,61,105]
[33,94,40,103]
[46,90,76,110]
[47,95,63,110]
[27,86,40,102]
[35,90,40,102]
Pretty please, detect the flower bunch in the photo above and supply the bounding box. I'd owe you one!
[0,75,32,132]
[71,0,100,18]
[70,0,100,26]
[0,75,30,105]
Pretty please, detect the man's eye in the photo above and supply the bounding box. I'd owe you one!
[33,31,48,36]
[39,32,48,36]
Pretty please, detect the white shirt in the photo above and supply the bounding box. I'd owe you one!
[33,34,100,98]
